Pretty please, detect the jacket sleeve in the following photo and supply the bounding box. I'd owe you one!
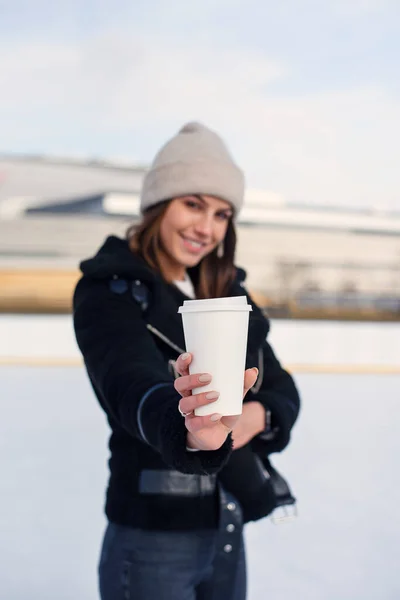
[73,277,232,475]
[250,338,301,456]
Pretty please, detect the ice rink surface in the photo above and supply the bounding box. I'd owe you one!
[1,317,399,599]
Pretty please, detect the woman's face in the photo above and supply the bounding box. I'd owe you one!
[158,195,233,279]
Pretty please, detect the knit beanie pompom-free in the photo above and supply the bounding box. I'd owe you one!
[140,122,245,214]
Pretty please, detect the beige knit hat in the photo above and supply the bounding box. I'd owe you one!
[140,122,245,214]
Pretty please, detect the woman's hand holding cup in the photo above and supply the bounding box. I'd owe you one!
[174,353,258,452]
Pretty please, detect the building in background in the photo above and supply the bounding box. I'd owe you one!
[0,155,399,319]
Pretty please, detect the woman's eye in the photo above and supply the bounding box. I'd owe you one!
[216,212,230,221]
[185,200,201,210]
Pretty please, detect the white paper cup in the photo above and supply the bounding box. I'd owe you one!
[178,296,252,416]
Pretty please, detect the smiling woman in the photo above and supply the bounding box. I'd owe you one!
[72,121,300,600]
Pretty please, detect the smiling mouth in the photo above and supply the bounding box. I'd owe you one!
[181,236,208,251]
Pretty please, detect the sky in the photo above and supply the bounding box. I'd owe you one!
[0,0,399,209]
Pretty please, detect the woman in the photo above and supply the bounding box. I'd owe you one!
[73,122,300,600]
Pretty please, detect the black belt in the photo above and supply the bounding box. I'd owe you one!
[138,469,217,496]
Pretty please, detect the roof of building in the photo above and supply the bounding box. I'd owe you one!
[1,154,399,235]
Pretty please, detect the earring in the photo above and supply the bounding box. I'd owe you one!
[217,242,224,258]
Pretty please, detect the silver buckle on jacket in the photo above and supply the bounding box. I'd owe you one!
[270,504,298,525]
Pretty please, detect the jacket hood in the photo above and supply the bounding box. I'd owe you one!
[79,236,158,283]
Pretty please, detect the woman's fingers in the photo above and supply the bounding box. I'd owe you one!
[180,367,258,450]
[178,390,220,416]
[243,367,258,398]
[185,412,231,434]
[174,353,192,377]
[176,363,258,441]
[175,357,258,400]
[174,371,212,397]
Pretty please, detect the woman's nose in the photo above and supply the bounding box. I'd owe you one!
[194,214,214,237]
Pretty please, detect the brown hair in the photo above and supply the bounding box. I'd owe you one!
[126,200,237,298]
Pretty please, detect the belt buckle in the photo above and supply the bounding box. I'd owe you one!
[270,503,298,525]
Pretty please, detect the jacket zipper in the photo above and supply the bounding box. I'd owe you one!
[146,324,185,355]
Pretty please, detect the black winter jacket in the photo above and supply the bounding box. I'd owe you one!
[73,236,300,530]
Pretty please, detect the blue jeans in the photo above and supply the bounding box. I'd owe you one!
[98,522,247,600]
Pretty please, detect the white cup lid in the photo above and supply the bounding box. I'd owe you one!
[178,295,252,313]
